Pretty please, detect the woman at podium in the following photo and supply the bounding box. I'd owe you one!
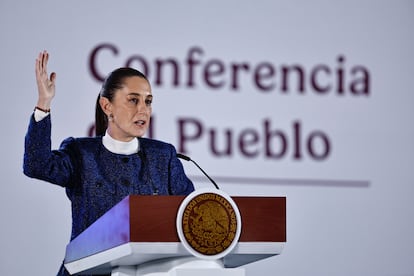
[23,51,195,276]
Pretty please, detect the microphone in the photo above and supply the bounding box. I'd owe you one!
[177,153,220,190]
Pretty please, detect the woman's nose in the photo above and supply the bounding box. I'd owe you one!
[137,99,148,112]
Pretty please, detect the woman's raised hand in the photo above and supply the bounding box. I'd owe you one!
[35,51,56,110]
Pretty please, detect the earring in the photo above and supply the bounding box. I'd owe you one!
[108,114,114,122]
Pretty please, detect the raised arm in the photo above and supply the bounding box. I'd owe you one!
[35,51,56,111]
[24,51,74,187]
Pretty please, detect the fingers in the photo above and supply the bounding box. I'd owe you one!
[35,53,41,75]
[35,50,49,73]
[50,72,57,83]
[35,50,56,81]
[35,52,44,76]
[42,51,48,71]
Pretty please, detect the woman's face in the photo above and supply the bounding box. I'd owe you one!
[104,76,153,141]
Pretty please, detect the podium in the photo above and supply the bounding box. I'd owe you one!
[64,193,286,275]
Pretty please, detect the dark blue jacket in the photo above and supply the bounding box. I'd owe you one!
[23,115,194,242]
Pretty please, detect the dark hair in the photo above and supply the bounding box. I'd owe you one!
[95,67,148,136]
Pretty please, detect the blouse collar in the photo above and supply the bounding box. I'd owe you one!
[102,131,139,155]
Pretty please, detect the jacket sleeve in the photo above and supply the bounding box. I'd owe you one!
[23,114,76,187]
[169,146,195,195]
[141,138,195,196]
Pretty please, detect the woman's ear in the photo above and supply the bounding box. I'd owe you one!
[99,97,112,116]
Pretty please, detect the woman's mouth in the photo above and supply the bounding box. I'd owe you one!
[135,120,146,125]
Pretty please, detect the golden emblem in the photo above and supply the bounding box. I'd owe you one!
[181,192,238,256]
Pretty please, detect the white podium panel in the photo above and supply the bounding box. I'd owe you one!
[65,241,284,275]
[173,268,244,276]
[109,257,245,276]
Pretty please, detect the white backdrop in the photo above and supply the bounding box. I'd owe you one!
[1,0,413,275]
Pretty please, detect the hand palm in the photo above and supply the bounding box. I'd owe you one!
[35,51,56,101]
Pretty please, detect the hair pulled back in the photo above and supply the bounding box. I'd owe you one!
[95,67,148,136]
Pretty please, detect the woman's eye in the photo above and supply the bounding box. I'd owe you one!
[129,98,138,104]
[145,99,152,106]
